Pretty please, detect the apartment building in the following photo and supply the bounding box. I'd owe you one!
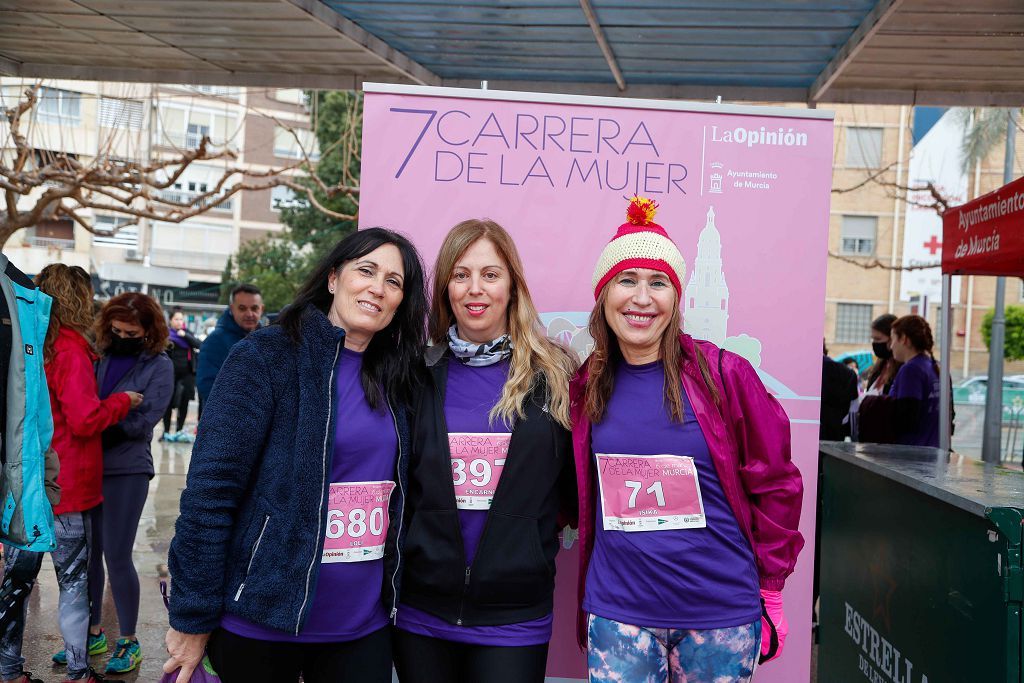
[826,104,1024,380]
[0,79,314,315]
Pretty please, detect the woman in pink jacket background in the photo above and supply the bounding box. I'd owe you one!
[570,197,804,683]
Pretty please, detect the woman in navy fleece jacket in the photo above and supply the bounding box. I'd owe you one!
[164,228,427,683]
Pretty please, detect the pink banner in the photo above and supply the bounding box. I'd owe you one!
[360,84,833,682]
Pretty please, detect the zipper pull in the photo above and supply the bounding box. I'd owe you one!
[233,582,245,601]
[390,607,397,619]
[464,567,471,586]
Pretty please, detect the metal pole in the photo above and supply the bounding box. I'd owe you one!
[981,108,1017,464]
[940,275,952,451]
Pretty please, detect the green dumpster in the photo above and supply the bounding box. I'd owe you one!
[818,442,1023,683]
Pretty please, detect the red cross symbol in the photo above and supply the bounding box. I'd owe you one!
[923,235,942,255]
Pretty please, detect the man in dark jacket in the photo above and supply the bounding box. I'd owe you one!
[820,344,859,441]
[195,284,263,414]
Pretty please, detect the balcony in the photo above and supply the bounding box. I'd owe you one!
[150,248,229,272]
[156,189,233,213]
[159,131,235,153]
[23,235,75,249]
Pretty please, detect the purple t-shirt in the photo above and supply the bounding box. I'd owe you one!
[584,360,760,629]
[396,357,554,645]
[889,354,940,447]
[99,354,137,399]
[222,347,398,642]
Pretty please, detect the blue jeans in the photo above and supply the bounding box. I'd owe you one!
[0,511,92,680]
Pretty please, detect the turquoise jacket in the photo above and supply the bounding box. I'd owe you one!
[0,255,56,551]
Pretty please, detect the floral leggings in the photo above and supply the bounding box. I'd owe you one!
[587,614,760,683]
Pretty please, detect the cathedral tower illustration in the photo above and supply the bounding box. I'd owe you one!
[683,206,729,345]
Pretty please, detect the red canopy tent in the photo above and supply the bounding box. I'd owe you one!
[940,173,1024,454]
[943,174,1024,276]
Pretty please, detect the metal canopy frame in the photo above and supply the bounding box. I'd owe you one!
[0,1,1021,107]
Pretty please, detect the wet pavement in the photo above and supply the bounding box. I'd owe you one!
[6,432,191,683]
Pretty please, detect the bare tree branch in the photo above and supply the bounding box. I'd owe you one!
[828,251,942,271]
[0,85,360,245]
[831,161,899,195]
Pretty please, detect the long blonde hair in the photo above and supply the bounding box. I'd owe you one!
[429,219,576,429]
[34,264,95,362]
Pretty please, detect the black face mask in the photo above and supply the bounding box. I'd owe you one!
[872,341,892,360]
[109,336,145,357]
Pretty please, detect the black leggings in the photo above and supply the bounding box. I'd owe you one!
[207,627,392,683]
[392,627,549,683]
[162,372,196,433]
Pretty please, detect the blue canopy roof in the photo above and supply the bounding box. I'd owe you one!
[0,0,1020,105]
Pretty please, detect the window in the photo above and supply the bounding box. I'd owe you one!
[273,89,308,106]
[98,97,144,129]
[845,127,883,168]
[841,215,877,256]
[835,303,873,344]
[271,184,304,211]
[158,104,236,150]
[36,87,81,125]
[186,122,210,148]
[92,215,139,248]
[273,126,319,160]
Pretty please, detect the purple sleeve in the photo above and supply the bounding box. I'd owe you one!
[889,362,928,401]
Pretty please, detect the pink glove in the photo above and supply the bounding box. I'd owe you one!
[759,589,788,663]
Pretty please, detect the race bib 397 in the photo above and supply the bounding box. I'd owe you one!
[448,432,511,510]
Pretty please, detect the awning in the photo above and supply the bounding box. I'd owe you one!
[1,0,1022,106]
[942,174,1024,277]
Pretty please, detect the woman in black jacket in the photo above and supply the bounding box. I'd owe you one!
[392,219,577,683]
[162,307,201,440]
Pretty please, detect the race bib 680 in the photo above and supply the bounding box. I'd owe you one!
[322,480,396,563]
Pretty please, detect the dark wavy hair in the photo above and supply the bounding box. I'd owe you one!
[276,227,427,409]
[95,292,170,356]
[892,314,939,375]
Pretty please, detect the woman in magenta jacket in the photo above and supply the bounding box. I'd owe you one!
[570,197,803,683]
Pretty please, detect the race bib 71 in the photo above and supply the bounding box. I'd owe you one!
[595,453,706,532]
[448,432,511,510]
[322,480,396,563]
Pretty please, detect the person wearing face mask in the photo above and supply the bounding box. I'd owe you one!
[392,220,577,683]
[162,307,201,442]
[571,197,803,682]
[0,265,143,683]
[864,314,900,396]
[164,228,428,683]
[859,315,943,448]
[858,313,904,443]
[78,293,173,675]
